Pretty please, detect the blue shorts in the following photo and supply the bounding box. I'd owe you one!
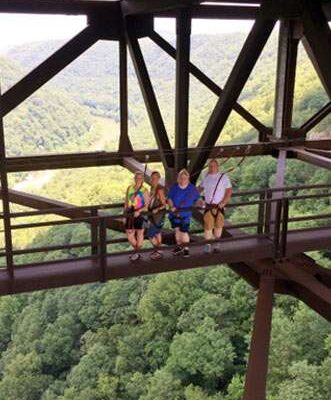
[147,214,165,239]
[148,223,163,239]
[169,216,190,233]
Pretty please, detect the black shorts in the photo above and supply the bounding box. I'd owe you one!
[125,215,145,230]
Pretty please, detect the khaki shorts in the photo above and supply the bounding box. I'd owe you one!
[203,208,225,231]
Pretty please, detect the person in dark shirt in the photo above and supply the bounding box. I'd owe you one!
[167,169,200,258]
[147,171,167,260]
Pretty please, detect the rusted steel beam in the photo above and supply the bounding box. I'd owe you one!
[175,8,191,173]
[273,20,299,139]
[300,101,331,134]
[128,2,331,21]
[306,148,331,158]
[1,26,99,116]
[1,188,124,231]
[243,270,275,400]
[189,8,276,181]
[1,228,329,299]
[156,4,260,20]
[4,189,91,219]
[149,31,269,135]
[276,257,331,321]
[5,139,331,173]
[301,0,331,98]
[119,38,133,153]
[122,157,157,186]
[126,28,175,176]
[0,91,14,279]
[289,147,331,170]
[0,0,121,15]
[121,0,198,16]
[0,1,330,22]
[0,235,275,295]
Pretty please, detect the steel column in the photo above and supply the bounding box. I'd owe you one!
[0,88,14,278]
[119,37,133,152]
[175,8,191,172]
[273,20,299,139]
[243,270,275,400]
[301,0,331,98]
[270,149,287,235]
[189,9,276,181]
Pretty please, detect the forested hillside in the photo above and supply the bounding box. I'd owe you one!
[8,30,330,147]
[0,28,330,400]
[1,56,93,156]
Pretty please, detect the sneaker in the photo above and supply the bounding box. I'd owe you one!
[150,250,163,260]
[183,248,190,258]
[204,243,212,254]
[130,253,141,262]
[172,245,183,256]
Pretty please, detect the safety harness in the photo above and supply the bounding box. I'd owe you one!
[204,172,225,222]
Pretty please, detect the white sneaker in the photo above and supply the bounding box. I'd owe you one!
[204,243,212,254]
[130,253,141,262]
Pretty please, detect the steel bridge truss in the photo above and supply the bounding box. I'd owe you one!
[0,1,330,400]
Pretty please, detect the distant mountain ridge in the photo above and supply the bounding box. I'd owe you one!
[7,30,329,149]
[0,54,93,157]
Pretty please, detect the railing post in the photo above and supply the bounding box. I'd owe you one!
[243,269,275,400]
[273,199,282,259]
[257,191,266,234]
[99,217,107,283]
[0,85,14,282]
[264,189,272,235]
[280,197,289,259]
[90,208,98,256]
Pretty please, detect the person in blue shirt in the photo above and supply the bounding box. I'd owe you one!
[167,169,200,257]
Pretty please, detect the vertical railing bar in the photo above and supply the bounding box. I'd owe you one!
[280,197,289,259]
[90,208,98,256]
[0,85,14,280]
[264,189,272,235]
[257,190,266,234]
[273,199,282,259]
[99,217,107,283]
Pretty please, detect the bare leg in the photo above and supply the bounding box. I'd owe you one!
[175,228,182,245]
[204,229,213,241]
[136,229,144,250]
[150,233,163,259]
[151,233,162,248]
[150,237,158,247]
[126,230,137,250]
[181,232,190,245]
[213,227,223,252]
[214,227,223,240]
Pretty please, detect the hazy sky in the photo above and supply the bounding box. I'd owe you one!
[0,13,254,53]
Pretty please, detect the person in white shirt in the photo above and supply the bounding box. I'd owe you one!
[199,159,233,253]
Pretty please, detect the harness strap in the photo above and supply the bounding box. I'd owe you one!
[174,185,198,221]
[209,173,225,205]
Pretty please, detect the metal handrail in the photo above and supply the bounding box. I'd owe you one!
[1,183,330,219]
[0,184,329,267]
